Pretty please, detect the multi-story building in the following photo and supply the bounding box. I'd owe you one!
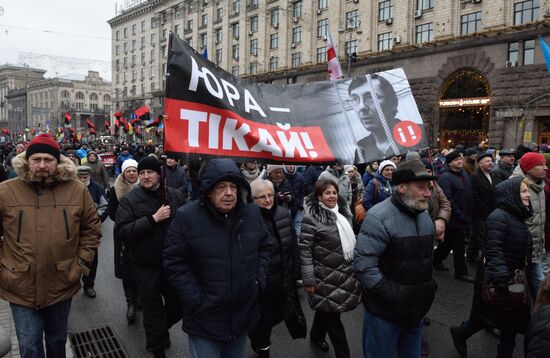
[109,0,550,149]
[4,71,112,140]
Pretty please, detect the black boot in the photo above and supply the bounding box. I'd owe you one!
[258,346,270,358]
[152,349,166,358]
[450,324,469,357]
[126,304,137,324]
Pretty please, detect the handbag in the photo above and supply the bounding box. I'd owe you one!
[481,253,530,311]
[354,179,378,225]
[284,288,307,339]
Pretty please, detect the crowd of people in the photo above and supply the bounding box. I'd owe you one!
[1,134,550,358]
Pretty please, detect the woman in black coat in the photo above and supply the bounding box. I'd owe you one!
[451,176,533,358]
[525,276,550,357]
[248,179,298,358]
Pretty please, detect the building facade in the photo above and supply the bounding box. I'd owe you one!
[109,0,550,150]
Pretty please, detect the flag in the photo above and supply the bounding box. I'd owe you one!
[2,128,10,135]
[64,112,72,125]
[202,47,208,60]
[104,120,110,129]
[134,106,151,122]
[114,111,123,120]
[57,131,65,143]
[89,127,96,134]
[326,32,342,81]
[86,118,96,129]
[146,114,163,128]
[540,36,550,75]
[134,125,141,137]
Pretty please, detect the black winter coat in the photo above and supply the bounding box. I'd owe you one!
[261,204,298,295]
[285,170,304,218]
[492,162,514,187]
[471,168,495,221]
[525,305,550,357]
[438,166,473,230]
[165,165,188,198]
[303,165,324,196]
[163,158,272,341]
[115,186,186,267]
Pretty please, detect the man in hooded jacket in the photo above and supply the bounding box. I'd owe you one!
[164,158,272,358]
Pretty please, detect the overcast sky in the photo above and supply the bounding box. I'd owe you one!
[0,0,116,79]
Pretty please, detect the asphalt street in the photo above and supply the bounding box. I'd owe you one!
[67,219,525,357]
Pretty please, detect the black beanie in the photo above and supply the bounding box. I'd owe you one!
[137,156,162,175]
[445,151,462,164]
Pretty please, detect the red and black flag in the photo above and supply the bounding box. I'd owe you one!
[89,127,96,134]
[134,105,151,122]
[2,128,10,135]
[64,112,72,125]
[86,118,96,129]
[104,120,110,129]
[146,114,163,128]
[114,111,123,128]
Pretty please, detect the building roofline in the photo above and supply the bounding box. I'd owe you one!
[107,0,168,27]
[0,64,47,74]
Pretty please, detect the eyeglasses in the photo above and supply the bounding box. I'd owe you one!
[254,193,274,201]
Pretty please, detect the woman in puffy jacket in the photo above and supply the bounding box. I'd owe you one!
[362,159,396,211]
[248,179,298,358]
[525,276,550,357]
[300,178,361,358]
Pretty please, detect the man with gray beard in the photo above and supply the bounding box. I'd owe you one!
[354,159,438,357]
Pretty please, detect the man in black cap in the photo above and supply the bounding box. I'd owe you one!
[432,151,474,282]
[354,159,438,357]
[469,152,495,262]
[492,148,516,186]
[116,155,186,358]
[164,154,188,199]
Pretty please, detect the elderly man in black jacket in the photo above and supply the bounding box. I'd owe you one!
[116,156,186,358]
[354,159,438,357]
[164,158,272,358]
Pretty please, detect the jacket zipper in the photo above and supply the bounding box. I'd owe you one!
[16,210,23,243]
[63,209,70,240]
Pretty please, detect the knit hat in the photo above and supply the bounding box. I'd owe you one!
[392,159,437,185]
[519,152,546,172]
[379,160,396,172]
[76,165,92,176]
[26,134,60,160]
[405,151,421,161]
[121,159,138,174]
[541,143,549,153]
[137,156,162,175]
[266,164,285,175]
[445,151,462,164]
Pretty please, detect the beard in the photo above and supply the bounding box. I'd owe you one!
[403,191,429,211]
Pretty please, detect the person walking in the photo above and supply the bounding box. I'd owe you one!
[0,134,101,358]
[451,177,533,357]
[354,159,438,357]
[116,156,186,358]
[164,158,272,358]
[84,150,110,190]
[362,160,396,211]
[300,178,361,358]
[492,148,516,186]
[248,179,298,357]
[164,154,189,198]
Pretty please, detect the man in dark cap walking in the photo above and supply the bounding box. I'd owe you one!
[116,155,186,358]
[492,148,516,186]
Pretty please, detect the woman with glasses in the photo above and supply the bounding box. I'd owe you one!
[300,178,361,358]
[248,179,298,358]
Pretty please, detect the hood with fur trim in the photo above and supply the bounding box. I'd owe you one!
[12,152,77,184]
[303,192,352,226]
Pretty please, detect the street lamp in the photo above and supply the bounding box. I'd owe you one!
[339,18,362,78]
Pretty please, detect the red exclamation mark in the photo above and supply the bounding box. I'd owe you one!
[300,132,318,158]
[408,125,417,141]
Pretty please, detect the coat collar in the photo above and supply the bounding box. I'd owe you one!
[12,152,76,185]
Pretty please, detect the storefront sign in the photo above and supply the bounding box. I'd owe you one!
[439,97,491,107]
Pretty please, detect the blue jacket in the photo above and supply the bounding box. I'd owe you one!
[362,173,394,211]
[285,170,304,218]
[303,165,324,196]
[115,152,134,176]
[164,158,272,341]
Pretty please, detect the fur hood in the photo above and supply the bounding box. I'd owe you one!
[303,193,352,226]
[113,173,138,200]
[12,152,77,184]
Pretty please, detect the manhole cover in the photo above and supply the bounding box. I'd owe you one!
[69,325,128,358]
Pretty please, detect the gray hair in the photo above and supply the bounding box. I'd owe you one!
[250,179,274,198]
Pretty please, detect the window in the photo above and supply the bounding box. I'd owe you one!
[345,40,357,56]
[524,39,535,65]
[132,39,136,51]
[417,0,434,11]
[150,50,155,62]
[187,19,193,30]
[141,37,145,48]
[514,0,539,25]
[115,59,120,70]
[151,17,159,28]
[271,9,279,27]
[132,24,136,35]
[250,61,258,74]
[216,49,223,65]
[250,16,258,32]
[232,22,240,39]
[175,25,180,37]
[292,27,302,43]
[61,90,70,99]
[232,66,240,76]
[232,44,240,60]
[378,32,392,51]
[162,29,167,41]
[141,52,145,65]
[116,45,120,55]
[249,0,259,7]
[508,42,519,64]
[250,38,258,55]
[379,0,393,22]
[293,1,302,18]
[116,31,120,40]
[232,0,240,14]
[216,28,223,43]
[346,10,359,29]
[269,56,278,71]
[270,33,279,49]
[151,34,156,47]
[150,66,156,78]
[141,20,146,33]
[201,14,208,27]
[217,8,223,21]
[132,54,136,66]
[317,19,328,38]
[316,47,327,63]
[124,42,128,53]
[291,52,301,68]
[124,28,127,38]
[318,0,328,10]
[123,57,128,67]
[461,12,481,35]
[200,33,207,48]
[415,23,433,43]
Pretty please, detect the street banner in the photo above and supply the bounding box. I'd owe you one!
[165,33,427,164]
